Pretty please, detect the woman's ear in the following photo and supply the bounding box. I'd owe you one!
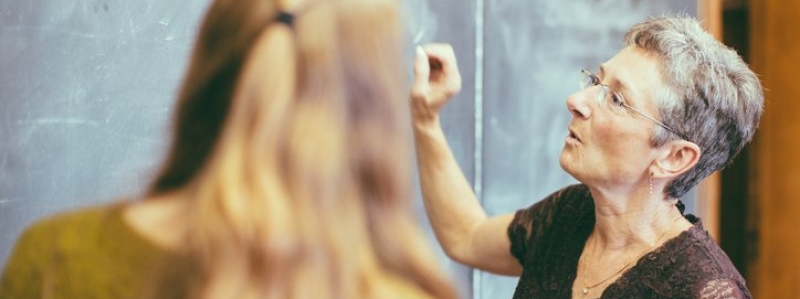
[652,140,701,179]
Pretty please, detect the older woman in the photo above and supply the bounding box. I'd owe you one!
[411,16,763,299]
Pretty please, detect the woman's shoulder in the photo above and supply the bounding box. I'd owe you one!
[6,201,135,267]
[644,218,751,298]
[507,184,594,263]
[681,222,747,279]
[609,218,751,298]
[21,201,129,239]
[2,199,194,298]
[2,201,130,284]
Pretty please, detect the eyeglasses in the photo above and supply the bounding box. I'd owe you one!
[579,69,685,140]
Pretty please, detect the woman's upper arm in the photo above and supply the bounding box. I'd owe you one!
[458,213,522,276]
[447,186,577,276]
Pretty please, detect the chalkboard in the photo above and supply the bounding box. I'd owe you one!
[0,0,208,270]
[1,0,697,298]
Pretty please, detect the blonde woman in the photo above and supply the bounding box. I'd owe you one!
[0,0,457,298]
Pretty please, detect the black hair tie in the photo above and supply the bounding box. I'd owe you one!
[274,11,295,28]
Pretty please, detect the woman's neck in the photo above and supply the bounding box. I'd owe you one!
[587,186,686,251]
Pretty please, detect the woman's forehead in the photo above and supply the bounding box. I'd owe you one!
[602,46,664,107]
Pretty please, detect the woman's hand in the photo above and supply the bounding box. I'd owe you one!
[410,44,462,126]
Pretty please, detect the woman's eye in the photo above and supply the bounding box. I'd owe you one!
[609,92,624,107]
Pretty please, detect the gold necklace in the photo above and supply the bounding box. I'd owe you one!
[579,215,683,296]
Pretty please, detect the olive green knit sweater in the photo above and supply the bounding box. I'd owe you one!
[0,203,195,299]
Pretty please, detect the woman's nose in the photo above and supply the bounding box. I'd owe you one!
[566,87,594,119]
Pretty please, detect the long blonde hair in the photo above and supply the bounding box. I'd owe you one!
[148,0,457,298]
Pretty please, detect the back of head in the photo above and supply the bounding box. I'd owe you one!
[623,15,764,198]
[149,0,456,298]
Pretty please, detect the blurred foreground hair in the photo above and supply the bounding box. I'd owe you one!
[149,0,457,298]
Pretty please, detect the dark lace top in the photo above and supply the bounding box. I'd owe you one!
[507,184,751,299]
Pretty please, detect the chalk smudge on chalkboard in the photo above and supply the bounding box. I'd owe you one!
[16,118,100,127]
[402,0,438,46]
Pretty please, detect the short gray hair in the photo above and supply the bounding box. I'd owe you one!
[623,15,764,198]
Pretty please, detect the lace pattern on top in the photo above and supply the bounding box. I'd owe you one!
[507,184,751,299]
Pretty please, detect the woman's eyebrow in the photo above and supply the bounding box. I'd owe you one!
[599,64,636,104]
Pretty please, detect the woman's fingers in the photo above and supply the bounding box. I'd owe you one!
[410,43,462,121]
[411,46,432,100]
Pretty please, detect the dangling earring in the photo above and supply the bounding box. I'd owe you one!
[649,174,654,194]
